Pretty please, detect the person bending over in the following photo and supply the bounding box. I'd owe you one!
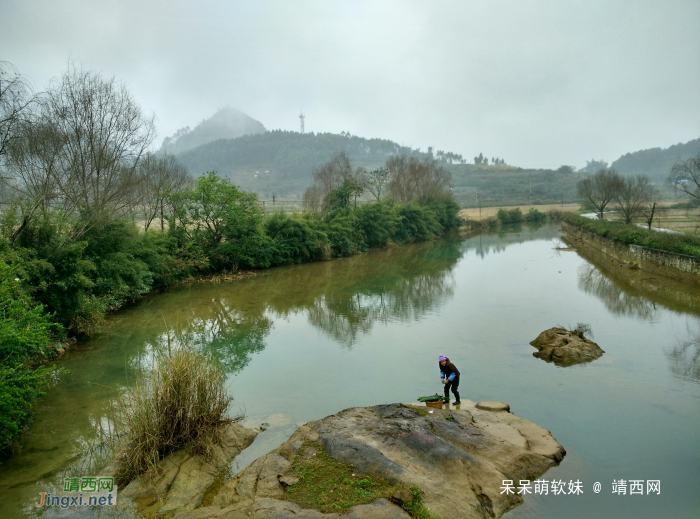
[439,354,461,405]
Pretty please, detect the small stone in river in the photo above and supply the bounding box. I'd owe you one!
[530,327,605,367]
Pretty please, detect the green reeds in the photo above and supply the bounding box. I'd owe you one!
[116,345,234,485]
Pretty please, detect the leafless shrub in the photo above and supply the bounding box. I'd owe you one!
[137,153,190,234]
[386,155,451,203]
[364,167,390,201]
[312,151,355,198]
[0,61,36,164]
[573,322,593,339]
[302,184,323,215]
[614,175,653,224]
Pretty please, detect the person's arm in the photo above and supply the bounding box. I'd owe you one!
[447,372,456,381]
[440,370,445,382]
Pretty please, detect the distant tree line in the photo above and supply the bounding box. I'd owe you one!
[473,153,506,166]
[611,138,700,178]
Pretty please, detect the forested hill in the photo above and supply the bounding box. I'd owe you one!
[175,130,437,196]
[611,137,700,178]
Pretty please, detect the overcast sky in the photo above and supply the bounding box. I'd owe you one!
[2,0,699,168]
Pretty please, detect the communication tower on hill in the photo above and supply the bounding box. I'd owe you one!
[299,111,305,134]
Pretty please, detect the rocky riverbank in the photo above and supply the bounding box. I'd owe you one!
[94,400,564,519]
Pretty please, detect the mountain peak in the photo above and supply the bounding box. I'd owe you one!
[161,107,266,155]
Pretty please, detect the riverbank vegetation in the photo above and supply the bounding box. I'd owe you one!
[460,206,563,234]
[562,213,700,258]
[0,63,460,450]
[0,254,61,451]
[116,346,233,485]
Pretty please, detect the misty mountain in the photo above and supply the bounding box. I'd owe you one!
[160,107,266,155]
[611,137,700,179]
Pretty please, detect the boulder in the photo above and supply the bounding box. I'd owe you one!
[119,422,259,515]
[201,402,565,519]
[530,327,605,366]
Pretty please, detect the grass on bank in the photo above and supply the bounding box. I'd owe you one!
[286,441,437,518]
[563,213,700,258]
[116,346,234,486]
[461,207,564,234]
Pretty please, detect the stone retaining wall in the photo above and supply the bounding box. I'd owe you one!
[562,221,700,287]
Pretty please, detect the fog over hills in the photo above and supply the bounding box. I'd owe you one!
[160,107,266,155]
[611,137,700,179]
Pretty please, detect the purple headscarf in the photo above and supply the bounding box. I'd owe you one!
[439,354,447,362]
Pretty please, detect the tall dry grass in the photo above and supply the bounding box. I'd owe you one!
[116,346,235,485]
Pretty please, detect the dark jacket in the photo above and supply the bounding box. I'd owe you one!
[439,358,460,380]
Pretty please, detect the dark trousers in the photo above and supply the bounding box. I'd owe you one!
[444,376,460,402]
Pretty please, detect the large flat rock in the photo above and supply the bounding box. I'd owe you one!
[194,402,565,519]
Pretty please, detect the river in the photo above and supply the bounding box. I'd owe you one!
[0,224,698,518]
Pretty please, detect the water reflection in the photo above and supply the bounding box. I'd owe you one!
[462,224,560,259]
[307,271,456,347]
[666,331,700,383]
[177,300,273,373]
[577,264,657,320]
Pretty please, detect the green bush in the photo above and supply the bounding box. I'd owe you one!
[321,211,361,257]
[497,207,524,224]
[355,202,400,248]
[169,172,268,271]
[526,208,546,222]
[0,254,59,450]
[0,364,54,450]
[395,204,442,242]
[265,212,328,264]
[563,213,700,258]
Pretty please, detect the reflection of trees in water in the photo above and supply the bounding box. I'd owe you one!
[578,264,657,320]
[461,225,560,259]
[120,239,466,372]
[307,271,456,348]
[666,331,700,383]
[134,299,273,375]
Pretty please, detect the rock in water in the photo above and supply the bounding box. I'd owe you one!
[194,402,565,519]
[530,327,605,367]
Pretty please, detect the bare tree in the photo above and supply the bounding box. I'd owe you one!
[2,65,155,244]
[138,153,190,234]
[669,154,700,202]
[311,152,355,198]
[614,175,653,224]
[0,61,36,165]
[302,184,323,215]
[577,169,624,219]
[364,167,390,201]
[3,118,66,242]
[43,66,155,239]
[386,156,451,203]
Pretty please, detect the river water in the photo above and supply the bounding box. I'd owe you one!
[0,224,698,518]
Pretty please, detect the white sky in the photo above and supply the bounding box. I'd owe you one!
[2,0,699,168]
